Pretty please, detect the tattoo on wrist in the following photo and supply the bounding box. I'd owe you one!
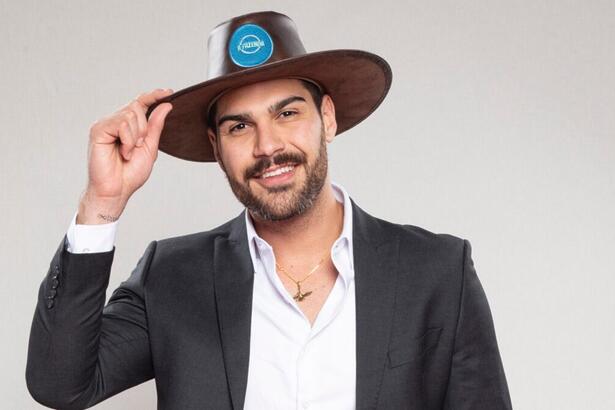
[98,213,119,223]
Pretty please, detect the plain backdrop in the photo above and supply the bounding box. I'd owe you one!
[1,1,614,409]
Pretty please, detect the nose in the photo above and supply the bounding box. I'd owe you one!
[252,122,285,158]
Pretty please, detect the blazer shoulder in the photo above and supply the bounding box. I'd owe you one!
[352,200,466,254]
[400,222,465,249]
[368,212,466,253]
[399,223,468,268]
[376,218,470,286]
[152,215,240,259]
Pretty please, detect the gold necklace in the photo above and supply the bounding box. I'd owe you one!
[275,255,328,302]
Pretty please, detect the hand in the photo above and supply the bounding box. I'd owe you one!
[77,88,173,224]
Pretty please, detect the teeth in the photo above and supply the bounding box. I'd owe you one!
[261,165,294,179]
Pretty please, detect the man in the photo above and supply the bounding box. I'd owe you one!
[26,11,512,410]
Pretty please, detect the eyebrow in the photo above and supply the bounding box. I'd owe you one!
[217,95,307,128]
[269,95,306,114]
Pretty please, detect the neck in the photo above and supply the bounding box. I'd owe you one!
[249,180,344,260]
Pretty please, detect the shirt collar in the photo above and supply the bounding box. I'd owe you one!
[245,181,354,277]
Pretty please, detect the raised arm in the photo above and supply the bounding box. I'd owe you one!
[26,88,172,408]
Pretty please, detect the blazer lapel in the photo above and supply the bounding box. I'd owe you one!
[213,211,254,410]
[352,201,400,410]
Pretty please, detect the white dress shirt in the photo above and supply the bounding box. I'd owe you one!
[65,182,356,410]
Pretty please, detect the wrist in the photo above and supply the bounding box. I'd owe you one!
[76,190,127,225]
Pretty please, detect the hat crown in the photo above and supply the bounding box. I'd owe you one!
[207,11,307,79]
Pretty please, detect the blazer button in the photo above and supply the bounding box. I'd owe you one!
[53,265,60,274]
[46,299,54,309]
[51,278,59,289]
[47,289,57,298]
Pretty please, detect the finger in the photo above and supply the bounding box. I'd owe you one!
[118,121,136,161]
[144,103,173,153]
[122,110,140,146]
[128,100,148,142]
[135,88,174,109]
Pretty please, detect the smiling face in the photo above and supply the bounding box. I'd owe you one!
[207,78,337,221]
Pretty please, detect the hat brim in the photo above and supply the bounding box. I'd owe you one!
[147,49,392,162]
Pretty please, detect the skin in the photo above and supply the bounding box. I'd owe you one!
[78,78,343,324]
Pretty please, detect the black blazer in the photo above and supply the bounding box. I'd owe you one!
[26,201,512,409]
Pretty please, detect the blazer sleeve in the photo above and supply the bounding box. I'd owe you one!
[443,239,513,409]
[26,235,157,409]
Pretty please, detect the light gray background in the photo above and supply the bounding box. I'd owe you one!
[2,1,613,409]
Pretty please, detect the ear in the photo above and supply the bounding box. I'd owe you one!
[320,94,337,143]
[207,128,224,169]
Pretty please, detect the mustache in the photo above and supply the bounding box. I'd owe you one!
[244,151,306,180]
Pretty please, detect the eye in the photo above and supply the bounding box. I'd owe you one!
[229,122,247,133]
[279,110,297,118]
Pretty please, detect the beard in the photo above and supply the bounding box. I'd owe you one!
[221,127,328,221]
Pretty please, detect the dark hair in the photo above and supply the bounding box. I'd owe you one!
[207,79,324,136]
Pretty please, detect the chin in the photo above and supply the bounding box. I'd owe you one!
[248,184,315,221]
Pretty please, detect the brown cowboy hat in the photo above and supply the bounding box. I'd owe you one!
[146,10,392,162]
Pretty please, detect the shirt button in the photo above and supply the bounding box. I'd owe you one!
[82,248,90,253]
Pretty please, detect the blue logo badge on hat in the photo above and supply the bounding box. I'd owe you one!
[229,24,274,67]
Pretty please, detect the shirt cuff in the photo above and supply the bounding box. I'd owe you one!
[66,211,118,253]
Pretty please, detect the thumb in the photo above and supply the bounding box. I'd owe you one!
[146,102,173,151]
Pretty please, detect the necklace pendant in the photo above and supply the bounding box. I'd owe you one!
[293,290,313,302]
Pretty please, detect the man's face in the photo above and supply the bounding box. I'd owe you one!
[207,78,337,221]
